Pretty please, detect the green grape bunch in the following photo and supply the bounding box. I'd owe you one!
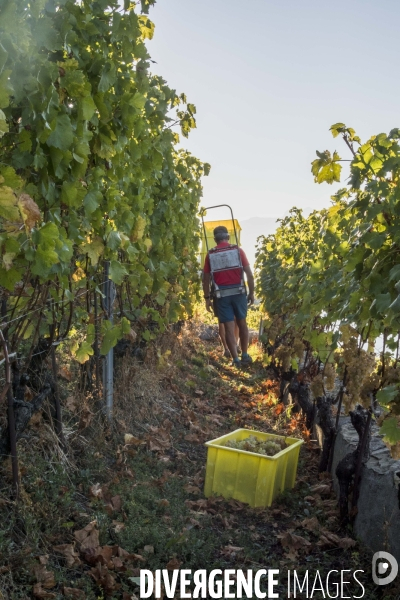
[275,344,292,372]
[323,363,336,391]
[224,435,287,456]
[341,340,375,410]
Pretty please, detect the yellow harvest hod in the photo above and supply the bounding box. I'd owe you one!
[199,218,242,269]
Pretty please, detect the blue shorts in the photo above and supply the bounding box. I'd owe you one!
[216,292,248,323]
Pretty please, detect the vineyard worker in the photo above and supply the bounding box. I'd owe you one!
[203,225,255,367]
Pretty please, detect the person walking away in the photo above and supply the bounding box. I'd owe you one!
[202,225,254,367]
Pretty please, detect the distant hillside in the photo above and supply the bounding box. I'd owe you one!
[239,216,281,268]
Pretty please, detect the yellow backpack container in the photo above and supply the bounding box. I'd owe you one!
[199,219,242,269]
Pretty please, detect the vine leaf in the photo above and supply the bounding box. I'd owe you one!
[376,385,399,410]
[75,341,94,364]
[0,186,19,221]
[0,108,7,138]
[109,260,128,285]
[379,417,400,444]
[46,114,74,151]
[80,238,104,266]
[311,150,342,184]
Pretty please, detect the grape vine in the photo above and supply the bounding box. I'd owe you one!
[255,123,400,452]
[0,0,209,363]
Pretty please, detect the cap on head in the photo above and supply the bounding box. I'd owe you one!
[213,225,229,241]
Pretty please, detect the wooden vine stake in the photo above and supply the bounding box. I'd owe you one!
[103,262,114,422]
[50,336,66,451]
[93,287,101,399]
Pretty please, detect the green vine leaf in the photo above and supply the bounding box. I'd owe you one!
[379,417,400,444]
[75,341,94,364]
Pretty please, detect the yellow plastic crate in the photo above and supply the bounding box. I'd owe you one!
[204,428,303,507]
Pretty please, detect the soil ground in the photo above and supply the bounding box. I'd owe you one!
[0,324,398,599]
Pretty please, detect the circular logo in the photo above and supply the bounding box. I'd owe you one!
[372,551,398,586]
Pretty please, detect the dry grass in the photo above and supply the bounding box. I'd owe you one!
[112,323,202,435]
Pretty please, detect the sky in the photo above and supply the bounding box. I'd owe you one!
[147,0,400,224]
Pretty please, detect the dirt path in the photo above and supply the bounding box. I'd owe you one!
[0,330,395,599]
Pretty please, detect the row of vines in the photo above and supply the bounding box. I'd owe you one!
[255,123,400,521]
[0,0,209,492]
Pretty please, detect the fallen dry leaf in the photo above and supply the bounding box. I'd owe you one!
[309,483,332,496]
[185,499,208,511]
[206,414,225,426]
[89,483,103,499]
[65,396,77,411]
[220,545,243,556]
[111,495,122,512]
[277,531,311,553]
[153,470,172,487]
[33,564,56,589]
[53,544,81,567]
[158,456,170,463]
[112,556,125,571]
[219,516,233,529]
[183,484,201,494]
[74,521,100,551]
[89,562,118,595]
[117,546,141,561]
[59,366,72,381]
[227,499,247,511]
[123,467,135,479]
[32,583,56,599]
[79,406,93,429]
[189,518,201,528]
[156,498,170,507]
[126,328,137,343]
[184,433,202,443]
[147,426,171,452]
[112,521,125,533]
[304,495,319,504]
[124,433,142,446]
[63,587,86,599]
[300,517,320,533]
[163,418,173,431]
[83,545,114,566]
[317,530,356,549]
[166,557,181,570]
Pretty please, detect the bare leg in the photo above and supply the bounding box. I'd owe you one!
[219,322,229,352]
[234,318,240,347]
[237,318,249,355]
[223,321,239,360]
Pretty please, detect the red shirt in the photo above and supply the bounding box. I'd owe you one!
[203,241,249,286]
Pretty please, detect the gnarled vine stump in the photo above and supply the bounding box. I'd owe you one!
[335,405,371,525]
